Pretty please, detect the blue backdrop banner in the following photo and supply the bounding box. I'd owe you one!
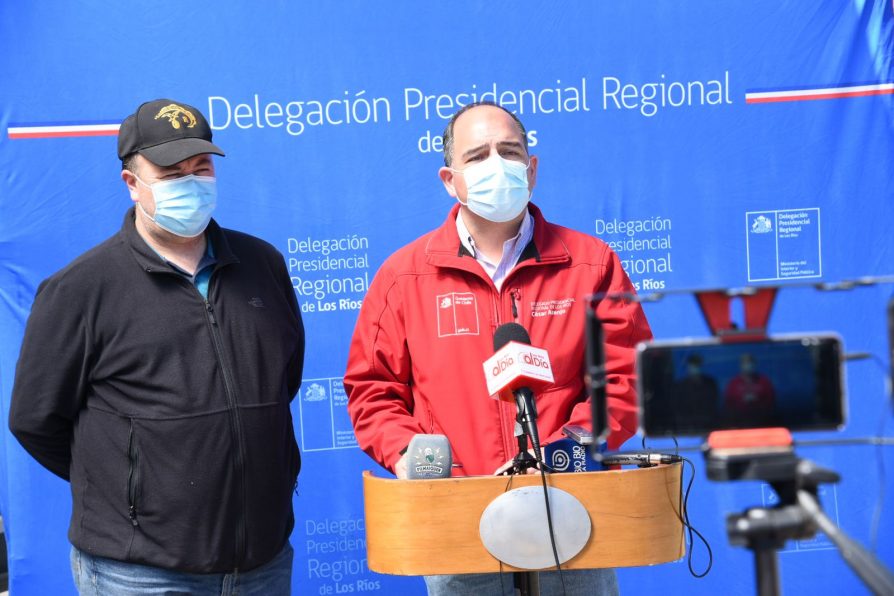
[1,2,893,594]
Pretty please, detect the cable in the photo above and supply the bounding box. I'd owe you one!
[499,475,514,595]
[792,437,894,447]
[603,443,713,579]
[537,461,567,595]
[641,434,680,453]
[498,449,567,596]
[588,274,894,305]
[634,436,713,578]
[855,352,891,552]
[679,456,713,578]
[872,400,888,552]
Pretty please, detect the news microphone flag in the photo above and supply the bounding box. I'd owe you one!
[543,438,605,472]
[483,341,554,400]
[406,434,452,479]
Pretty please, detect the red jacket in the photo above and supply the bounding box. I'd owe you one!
[344,204,652,476]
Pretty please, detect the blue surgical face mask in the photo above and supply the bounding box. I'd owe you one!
[452,154,531,223]
[135,174,217,238]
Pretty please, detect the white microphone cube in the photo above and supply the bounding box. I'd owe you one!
[483,341,555,398]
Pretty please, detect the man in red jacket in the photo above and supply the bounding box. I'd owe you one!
[723,352,777,424]
[344,102,651,595]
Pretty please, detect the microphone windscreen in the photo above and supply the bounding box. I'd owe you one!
[406,434,452,479]
[493,322,531,351]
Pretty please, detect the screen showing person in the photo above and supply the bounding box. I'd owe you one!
[723,352,776,420]
[636,335,844,437]
[672,354,720,427]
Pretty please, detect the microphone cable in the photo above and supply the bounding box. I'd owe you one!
[498,444,568,596]
[679,455,713,578]
[534,442,568,596]
[845,350,891,551]
[629,436,713,578]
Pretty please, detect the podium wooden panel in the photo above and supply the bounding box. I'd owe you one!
[363,465,685,576]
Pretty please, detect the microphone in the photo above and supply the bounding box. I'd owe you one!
[585,307,609,443]
[485,323,553,461]
[484,323,554,402]
[405,434,452,479]
[600,453,683,467]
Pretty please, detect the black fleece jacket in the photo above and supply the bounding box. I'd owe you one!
[10,208,304,573]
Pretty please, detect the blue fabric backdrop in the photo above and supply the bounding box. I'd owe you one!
[1,2,893,594]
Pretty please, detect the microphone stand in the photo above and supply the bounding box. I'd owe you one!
[507,395,542,596]
[509,390,541,475]
[508,420,539,475]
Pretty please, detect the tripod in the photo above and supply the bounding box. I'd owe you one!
[707,448,894,596]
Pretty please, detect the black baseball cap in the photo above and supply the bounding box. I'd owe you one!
[117,98,225,167]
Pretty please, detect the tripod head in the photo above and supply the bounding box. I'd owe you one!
[705,429,894,596]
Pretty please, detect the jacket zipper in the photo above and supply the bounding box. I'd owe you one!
[142,264,247,566]
[203,295,247,570]
[493,282,524,462]
[127,419,140,527]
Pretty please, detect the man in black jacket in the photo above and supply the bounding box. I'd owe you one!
[9,98,304,594]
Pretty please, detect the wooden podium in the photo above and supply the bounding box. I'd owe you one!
[363,465,685,576]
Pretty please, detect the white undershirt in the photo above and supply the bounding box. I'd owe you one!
[455,210,534,291]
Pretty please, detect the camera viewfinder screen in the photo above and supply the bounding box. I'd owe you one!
[637,336,844,437]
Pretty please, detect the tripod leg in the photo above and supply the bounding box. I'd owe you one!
[798,490,894,595]
[754,548,780,596]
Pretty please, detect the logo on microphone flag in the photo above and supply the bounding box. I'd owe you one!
[410,445,450,476]
[483,342,554,398]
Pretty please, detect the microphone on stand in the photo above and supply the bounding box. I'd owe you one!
[483,323,554,464]
[484,324,570,591]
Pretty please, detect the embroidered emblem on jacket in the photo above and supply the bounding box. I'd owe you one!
[436,292,479,337]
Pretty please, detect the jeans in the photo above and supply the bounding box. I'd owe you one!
[70,542,293,595]
[424,568,619,595]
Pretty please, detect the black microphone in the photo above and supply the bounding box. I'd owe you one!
[493,323,543,460]
[600,453,683,467]
[585,307,609,444]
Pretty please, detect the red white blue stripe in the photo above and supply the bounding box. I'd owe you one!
[8,82,894,138]
[7,120,120,139]
[746,82,894,104]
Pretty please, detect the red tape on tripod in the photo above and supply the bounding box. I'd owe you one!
[707,428,793,450]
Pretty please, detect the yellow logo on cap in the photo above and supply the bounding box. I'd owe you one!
[154,104,197,130]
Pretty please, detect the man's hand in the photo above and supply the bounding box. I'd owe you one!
[493,449,538,475]
[394,452,409,479]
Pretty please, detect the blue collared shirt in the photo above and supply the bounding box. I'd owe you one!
[456,209,534,291]
[143,237,217,299]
